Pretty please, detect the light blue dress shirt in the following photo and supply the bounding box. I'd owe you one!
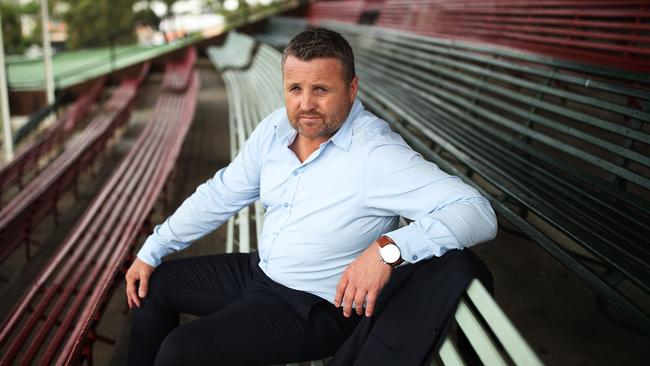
[138,98,497,304]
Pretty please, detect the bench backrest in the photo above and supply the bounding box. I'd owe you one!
[208,32,284,252]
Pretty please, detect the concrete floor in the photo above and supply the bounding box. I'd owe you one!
[473,229,648,365]
[1,57,647,365]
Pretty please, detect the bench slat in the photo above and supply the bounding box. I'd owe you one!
[455,299,508,366]
[466,279,543,366]
[438,337,466,366]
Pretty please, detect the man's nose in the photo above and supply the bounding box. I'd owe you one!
[300,93,316,111]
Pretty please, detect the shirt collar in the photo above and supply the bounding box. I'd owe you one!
[274,98,364,151]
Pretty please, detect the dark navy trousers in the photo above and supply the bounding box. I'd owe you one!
[128,250,491,365]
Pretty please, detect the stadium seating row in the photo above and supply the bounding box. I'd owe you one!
[0,67,148,264]
[0,49,199,364]
[0,77,106,203]
[162,47,198,92]
[307,0,650,72]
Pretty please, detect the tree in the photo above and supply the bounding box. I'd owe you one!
[64,0,137,49]
[1,1,40,55]
[133,6,160,28]
[162,0,177,18]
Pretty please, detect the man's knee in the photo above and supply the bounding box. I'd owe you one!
[426,249,488,276]
[154,328,185,366]
[155,327,202,365]
[419,249,493,292]
[155,326,227,366]
[140,262,176,309]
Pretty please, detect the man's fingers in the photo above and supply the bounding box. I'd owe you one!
[126,276,141,308]
[342,286,355,317]
[365,292,378,317]
[138,274,149,299]
[334,275,349,307]
[125,258,156,310]
[353,290,366,315]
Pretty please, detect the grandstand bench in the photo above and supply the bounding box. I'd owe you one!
[374,0,650,73]
[0,77,105,204]
[0,59,199,365]
[310,21,650,334]
[163,48,198,92]
[209,33,282,253]
[212,31,543,365]
[0,73,143,264]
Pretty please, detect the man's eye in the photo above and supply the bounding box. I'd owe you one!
[316,87,327,94]
[290,87,301,93]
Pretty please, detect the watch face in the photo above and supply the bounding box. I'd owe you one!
[381,244,401,264]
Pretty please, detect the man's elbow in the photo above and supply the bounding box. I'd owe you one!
[449,195,498,246]
[484,203,498,242]
[473,197,498,244]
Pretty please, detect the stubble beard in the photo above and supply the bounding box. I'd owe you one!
[289,111,343,139]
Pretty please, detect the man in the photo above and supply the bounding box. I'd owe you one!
[126,28,497,365]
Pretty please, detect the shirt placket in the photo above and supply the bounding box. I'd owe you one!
[262,144,327,266]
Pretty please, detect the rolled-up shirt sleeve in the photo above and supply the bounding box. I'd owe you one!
[137,117,268,267]
[363,141,497,263]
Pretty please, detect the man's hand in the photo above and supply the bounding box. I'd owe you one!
[125,258,155,309]
[334,242,392,318]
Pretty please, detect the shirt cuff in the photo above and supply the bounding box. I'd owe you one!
[137,235,175,267]
[385,221,457,263]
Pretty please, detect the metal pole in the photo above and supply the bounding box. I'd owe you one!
[110,35,115,71]
[0,14,15,161]
[40,0,55,105]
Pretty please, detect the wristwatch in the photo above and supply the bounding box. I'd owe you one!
[377,235,404,268]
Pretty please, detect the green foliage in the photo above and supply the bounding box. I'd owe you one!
[20,1,40,15]
[162,0,177,17]
[1,1,30,54]
[133,7,161,28]
[64,0,136,49]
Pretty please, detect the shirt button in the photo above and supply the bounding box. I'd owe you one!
[412,255,418,261]
[293,170,299,176]
[283,202,289,208]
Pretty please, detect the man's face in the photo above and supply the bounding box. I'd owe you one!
[283,56,358,141]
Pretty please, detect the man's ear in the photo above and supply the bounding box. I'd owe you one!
[349,75,359,102]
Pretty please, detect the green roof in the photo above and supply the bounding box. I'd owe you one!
[5,1,299,91]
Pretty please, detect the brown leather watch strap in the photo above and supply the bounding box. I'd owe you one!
[376,235,394,248]
[377,235,404,267]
